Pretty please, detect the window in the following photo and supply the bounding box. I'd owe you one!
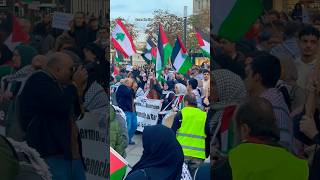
[198,0,200,9]
[0,0,6,6]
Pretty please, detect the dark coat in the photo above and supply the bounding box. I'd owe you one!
[20,71,83,160]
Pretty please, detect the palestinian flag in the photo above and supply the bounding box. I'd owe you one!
[4,16,29,51]
[110,147,128,180]
[218,106,237,154]
[171,36,192,75]
[112,65,119,77]
[195,31,210,58]
[156,24,172,81]
[112,19,136,58]
[212,0,263,42]
[141,37,157,64]
[115,50,124,63]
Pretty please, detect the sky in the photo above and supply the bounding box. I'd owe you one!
[111,0,193,42]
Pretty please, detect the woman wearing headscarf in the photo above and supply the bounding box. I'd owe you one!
[0,45,37,81]
[126,125,184,180]
[172,83,187,112]
[209,70,247,161]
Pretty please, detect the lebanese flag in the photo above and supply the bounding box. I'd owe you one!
[110,147,127,180]
[156,24,172,81]
[4,16,29,51]
[171,36,192,75]
[112,19,136,58]
[195,31,210,58]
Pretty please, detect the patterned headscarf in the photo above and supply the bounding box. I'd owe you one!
[210,70,247,137]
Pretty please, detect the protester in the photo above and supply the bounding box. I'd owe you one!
[172,83,187,112]
[116,78,137,145]
[172,93,208,177]
[209,69,247,158]
[187,78,203,110]
[212,97,309,180]
[126,124,184,180]
[244,53,292,150]
[69,12,90,49]
[295,26,320,92]
[20,52,88,180]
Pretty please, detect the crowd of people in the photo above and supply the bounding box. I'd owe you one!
[111,6,320,180]
[109,63,211,179]
[1,2,320,180]
[0,11,109,180]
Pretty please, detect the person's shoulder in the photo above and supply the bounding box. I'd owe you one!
[126,169,148,180]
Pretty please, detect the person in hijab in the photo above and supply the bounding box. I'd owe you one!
[172,83,187,112]
[209,70,247,161]
[0,45,38,97]
[0,45,37,80]
[126,125,184,180]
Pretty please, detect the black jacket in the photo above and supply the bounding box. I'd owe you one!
[20,71,83,160]
[116,84,134,112]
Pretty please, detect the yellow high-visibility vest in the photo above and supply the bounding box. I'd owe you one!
[229,143,309,180]
[176,107,207,159]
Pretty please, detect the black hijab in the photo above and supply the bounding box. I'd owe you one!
[126,125,184,180]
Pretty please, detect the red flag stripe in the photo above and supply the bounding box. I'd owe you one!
[112,38,129,58]
[12,16,29,43]
[159,24,169,44]
[177,36,187,54]
[196,31,205,47]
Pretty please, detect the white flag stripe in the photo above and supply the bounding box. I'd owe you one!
[173,50,185,71]
[4,34,21,51]
[202,40,210,53]
[112,24,135,57]
[213,0,237,34]
[156,47,162,72]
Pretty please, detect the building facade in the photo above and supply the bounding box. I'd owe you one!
[193,0,210,15]
[70,0,108,17]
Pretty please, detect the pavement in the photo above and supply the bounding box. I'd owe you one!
[125,133,143,176]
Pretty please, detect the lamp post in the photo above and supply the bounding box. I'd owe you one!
[183,6,187,47]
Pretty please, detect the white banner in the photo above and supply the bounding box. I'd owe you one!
[52,12,74,30]
[136,98,162,132]
[76,112,108,180]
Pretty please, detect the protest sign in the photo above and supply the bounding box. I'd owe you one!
[136,98,162,132]
[76,112,108,180]
[52,12,74,30]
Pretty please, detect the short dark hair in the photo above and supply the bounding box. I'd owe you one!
[235,97,280,142]
[268,10,280,19]
[188,78,198,89]
[202,69,210,74]
[250,53,281,88]
[298,25,320,40]
[184,93,197,107]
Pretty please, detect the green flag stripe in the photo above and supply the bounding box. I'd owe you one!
[110,166,127,180]
[218,0,263,42]
[163,44,172,67]
[178,56,192,74]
